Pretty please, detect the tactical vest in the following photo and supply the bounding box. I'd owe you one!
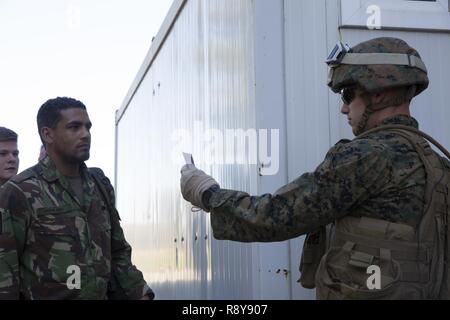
[300,125,450,299]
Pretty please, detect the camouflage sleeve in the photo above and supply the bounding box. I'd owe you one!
[102,177,154,300]
[109,209,154,299]
[209,139,393,242]
[0,182,31,299]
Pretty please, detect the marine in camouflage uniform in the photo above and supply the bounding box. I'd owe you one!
[180,38,449,299]
[0,97,153,299]
[208,114,425,241]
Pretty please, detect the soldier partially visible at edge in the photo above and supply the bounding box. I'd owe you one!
[0,97,154,299]
[38,144,46,162]
[180,37,450,299]
[0,127,19,187]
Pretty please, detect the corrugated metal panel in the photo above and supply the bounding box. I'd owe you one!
[252,0,291,299]
[204,0,257,300]
[116,0,257,299]
[283,0,340,300]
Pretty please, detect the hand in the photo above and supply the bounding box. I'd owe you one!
[180,164,220,212]
[140,291,155,300]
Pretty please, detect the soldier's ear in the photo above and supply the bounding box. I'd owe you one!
[41,127,54,145]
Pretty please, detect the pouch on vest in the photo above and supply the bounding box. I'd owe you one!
[298,226,327,289]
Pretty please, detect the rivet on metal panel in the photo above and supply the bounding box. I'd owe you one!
[181,236,184,242]
[174,238,177,243]
[152,88,155,96]
[194,234,198,241]
[158,82,161,88]
[283,269,290,278]
[275,269,281,274]
[204,235,208,240]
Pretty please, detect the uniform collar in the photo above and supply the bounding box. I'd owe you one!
[40,155,89,182]
[378,115,419,129]
[40,156,59,182]
[39,156,94,209]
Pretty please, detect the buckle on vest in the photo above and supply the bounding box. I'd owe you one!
[343,241,376,268]
[349,251,375,269]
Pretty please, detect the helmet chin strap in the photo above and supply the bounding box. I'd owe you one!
[355,94,374,136]
[354,86,417,135]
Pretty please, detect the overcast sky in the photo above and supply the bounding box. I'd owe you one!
[0,0,173,182]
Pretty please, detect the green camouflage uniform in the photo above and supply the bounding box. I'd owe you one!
[208,115,425,242]
[0,156,152,299]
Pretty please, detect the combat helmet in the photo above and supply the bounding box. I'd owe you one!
[327,37,428,95]
[326,37,429,134]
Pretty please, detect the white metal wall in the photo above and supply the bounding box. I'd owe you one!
[283,0,341,300]
[204,0,258,300]
[116,0,450,300]
[115,0,258,299]
[252,0,292,300]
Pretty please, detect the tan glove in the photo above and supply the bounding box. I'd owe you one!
[180,164,220,212]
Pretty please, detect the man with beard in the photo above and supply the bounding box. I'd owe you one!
[0,97,154,300]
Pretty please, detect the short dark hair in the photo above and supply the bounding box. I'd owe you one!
[0,127,18,142]
[37,97,86,143]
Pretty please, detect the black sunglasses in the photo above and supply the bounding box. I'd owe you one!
[341,87,356,105]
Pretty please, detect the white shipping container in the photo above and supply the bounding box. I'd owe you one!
[115,0,450,299]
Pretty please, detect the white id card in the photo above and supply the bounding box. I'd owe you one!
[183,152,195,165]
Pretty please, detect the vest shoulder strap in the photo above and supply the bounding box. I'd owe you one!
[357,124,450,161]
